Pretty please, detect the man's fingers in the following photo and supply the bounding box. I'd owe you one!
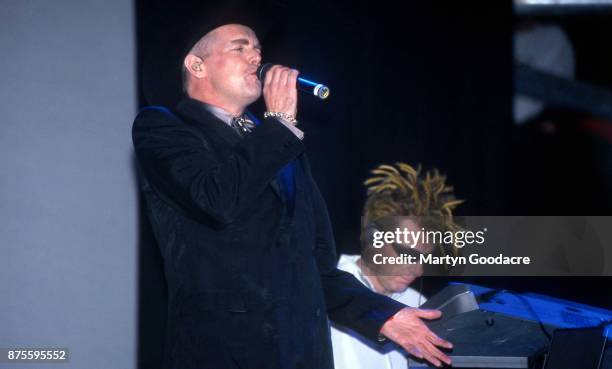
[288,69,299,89]
[422,354,442,367]
[383,308,452,367]
[404,336,452,367]
[424,342,452,366]
[264,65,281,88]
[263,65,299,90]
[408,346,423,359]
[279,67,289,86]
[264,65,298,90]
[407,341,449,368]
[429,334,453,349]
[417,343,442,367]
[262,64,299,116]
[271,66,283,87]
[279,68,298,88]
[415,308,442,320]
[264,65,278,86]
[399,340,452,366]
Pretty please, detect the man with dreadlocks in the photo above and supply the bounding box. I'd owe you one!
[331,163,463,369]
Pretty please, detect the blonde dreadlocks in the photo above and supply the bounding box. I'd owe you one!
[362,162,464,257]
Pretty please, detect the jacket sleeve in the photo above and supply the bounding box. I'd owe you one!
[132,108,304,225]
[303,158,406,342]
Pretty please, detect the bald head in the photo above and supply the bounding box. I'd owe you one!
[181,24,262,115]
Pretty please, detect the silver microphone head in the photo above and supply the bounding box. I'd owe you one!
[314,84,330,99]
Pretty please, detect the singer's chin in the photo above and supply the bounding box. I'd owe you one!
[244,75,261,87]
[244,85,262,103]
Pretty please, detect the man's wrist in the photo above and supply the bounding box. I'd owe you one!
[264,111,297,125]
[379,306,411,342]
[264,115,304,140]
[378,309,399,342]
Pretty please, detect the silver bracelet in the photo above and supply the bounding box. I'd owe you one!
[263,111,298,125]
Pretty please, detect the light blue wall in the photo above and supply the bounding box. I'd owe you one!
[0,0,137,368]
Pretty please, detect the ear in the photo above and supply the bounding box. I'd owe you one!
[183,54,206,79]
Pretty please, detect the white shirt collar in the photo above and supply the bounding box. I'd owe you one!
[201,102,241,127]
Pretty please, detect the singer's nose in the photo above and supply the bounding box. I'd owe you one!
[249,50,261,65]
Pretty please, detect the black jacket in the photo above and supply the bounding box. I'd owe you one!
[132,97,405,369]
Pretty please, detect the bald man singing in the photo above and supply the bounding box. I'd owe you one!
[133,22,452,369]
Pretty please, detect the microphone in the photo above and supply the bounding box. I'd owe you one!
[256,63,330,100]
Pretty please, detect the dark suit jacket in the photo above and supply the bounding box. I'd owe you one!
[132,97,405,369]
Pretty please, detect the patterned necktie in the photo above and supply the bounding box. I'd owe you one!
[231,115,256,137]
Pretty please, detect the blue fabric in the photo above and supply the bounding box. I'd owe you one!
[139,105,176,117]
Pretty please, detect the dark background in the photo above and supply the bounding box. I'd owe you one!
[135,1,612,367]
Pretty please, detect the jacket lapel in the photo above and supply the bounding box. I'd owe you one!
[175,98,241,147]
[175,98,284,201]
